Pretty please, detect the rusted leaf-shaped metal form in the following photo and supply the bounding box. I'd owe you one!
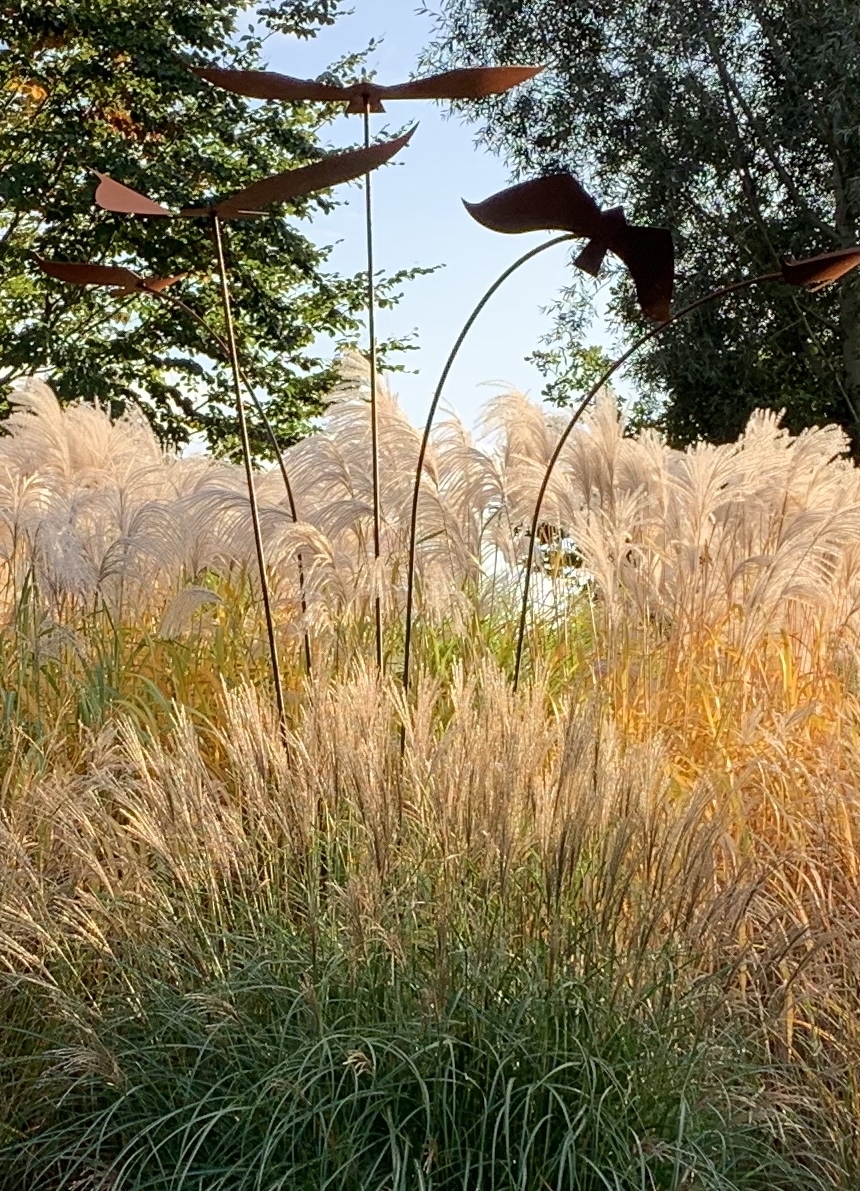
[194,65,542,114]
[36,258,145,289]
[195,68,344,103]
[180,128,415,218]
[781,247,860,291]
[35,256,185,296]
[92,172,174,217]
[464,173,675,322]
[94,130,414,221]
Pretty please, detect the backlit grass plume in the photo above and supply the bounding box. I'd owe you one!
[2,365,860,1185]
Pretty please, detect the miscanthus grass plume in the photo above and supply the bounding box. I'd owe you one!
[1,366,860,1186]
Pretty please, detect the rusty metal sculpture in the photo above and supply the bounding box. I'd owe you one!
[34,259,187,295]
[34,255,315,676]
[511,246,860,691]
[91,131,413,220]
[194,63,542,670]
[90,131,412,730]
[192,65,543,112]
[464,173,675,322]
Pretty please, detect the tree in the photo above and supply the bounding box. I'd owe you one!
[425,0,860,452]
[0,0,412,452]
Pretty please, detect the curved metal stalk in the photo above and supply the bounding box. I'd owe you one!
[512,270,782,691]
[154,288,313,674]
[364,100,383,670]
[211,215,288,734]
[401,233,576,697]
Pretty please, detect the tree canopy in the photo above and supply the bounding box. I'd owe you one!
[426,0,860,452]
[0,0,413,452]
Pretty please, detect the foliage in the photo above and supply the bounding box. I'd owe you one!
[424,0,860,451]
[1,925,828,1189]
[0,0,421,452]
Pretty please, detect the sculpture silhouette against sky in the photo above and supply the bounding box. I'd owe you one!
[87,132,413,730]
[194,63,542,668]
[31,42,860,714]
[464,172,675,322]
[405,166,677,697]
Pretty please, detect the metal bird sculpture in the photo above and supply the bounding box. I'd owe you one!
[92,130,414,221]
[35,252,315,677]
[34,257,186,297]
[90,131,413,734]
[194,62,542,671]
[464,173,675,323]
[192,65,543,113]
[780,247,860,291]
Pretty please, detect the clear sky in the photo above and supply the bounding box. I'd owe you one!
[260,1,613,429]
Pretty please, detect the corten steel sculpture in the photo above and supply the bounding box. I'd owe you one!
[464,173,675,322]
[33,261,189,296]
[89,132,413,731]
[35,256,315,676]
[402,171,674,697]
[194,63,542,670]
[511,245,860,691]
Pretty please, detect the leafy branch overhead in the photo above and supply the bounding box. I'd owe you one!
[0,0,422,452]
[427,0,860,452]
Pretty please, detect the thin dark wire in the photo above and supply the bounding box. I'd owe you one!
[212,216,288,735]
[364,100,383,671]
[401,234,576,697]
[154,287,312,675]
[512,270,782,691]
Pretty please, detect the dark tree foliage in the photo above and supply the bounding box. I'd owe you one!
[0,0,413,453]
[425,0,860,452]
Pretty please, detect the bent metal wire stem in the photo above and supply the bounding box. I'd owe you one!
[512,247,860,691]
[35,255,314,674]
[85,135,411,731]
[193,64,542,673]
[211,215,289,731]
[401,233,576,698]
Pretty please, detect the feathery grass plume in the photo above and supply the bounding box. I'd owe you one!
[0,667,852,1184]
[2,370,860,1180]
[4,364,860,729]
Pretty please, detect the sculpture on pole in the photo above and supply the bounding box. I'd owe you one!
[194,63,542,669]
[34,255,316,676]
[87,132,413,731]
[403,170,674,696]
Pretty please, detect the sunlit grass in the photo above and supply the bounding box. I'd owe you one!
[1,370,860,1186]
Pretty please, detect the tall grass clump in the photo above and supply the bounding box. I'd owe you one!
[1,367,859,1186]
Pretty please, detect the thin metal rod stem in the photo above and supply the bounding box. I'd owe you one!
[401,234,576,696]
[155,288,312,674]
[364,101,383,670]
[211,216,288,733]
[512,270,783,691]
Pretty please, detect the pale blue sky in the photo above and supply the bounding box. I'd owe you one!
[262,1,614,428]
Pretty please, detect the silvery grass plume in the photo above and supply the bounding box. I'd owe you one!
[483,387,860,680]
[0,366,507,652]
[3,363,860,689]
